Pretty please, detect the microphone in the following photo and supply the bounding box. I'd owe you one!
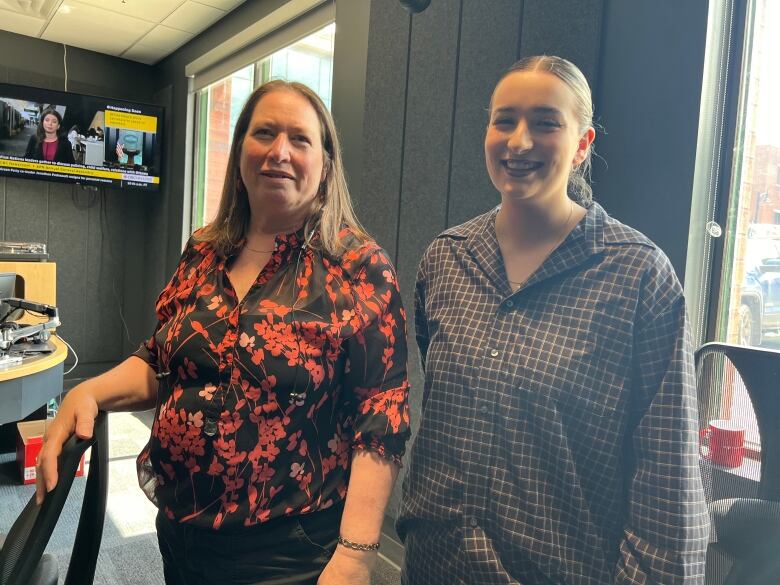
[399,0,431,13]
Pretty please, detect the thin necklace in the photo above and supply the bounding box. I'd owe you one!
[243,244,276,253]
[503,200,575,285]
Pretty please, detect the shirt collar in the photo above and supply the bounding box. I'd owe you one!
[229,226,309,261]
[463,202,608,294]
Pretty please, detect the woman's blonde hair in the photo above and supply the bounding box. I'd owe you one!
[494,55,596,207]
[197,80,369,256]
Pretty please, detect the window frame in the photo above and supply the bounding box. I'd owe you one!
[686,0,770,461]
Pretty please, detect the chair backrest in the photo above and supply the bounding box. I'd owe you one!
[695,342,780,501]
[0,411,108,585]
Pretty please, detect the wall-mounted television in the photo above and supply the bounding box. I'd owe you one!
[0,83,163,191]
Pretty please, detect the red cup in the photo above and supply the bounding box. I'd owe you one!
[700,419,745,468]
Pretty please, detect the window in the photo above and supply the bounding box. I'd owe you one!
[260,24,334,111]
[193,65,254,230]
[191,23,335,229]
[692,0,780,457]
[718,0,779,348]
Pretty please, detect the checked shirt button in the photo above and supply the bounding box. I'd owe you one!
[468,518,478,528]
[489,348,499,357]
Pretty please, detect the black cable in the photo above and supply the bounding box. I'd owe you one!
[98,189,132,344]
[288,239,308,406]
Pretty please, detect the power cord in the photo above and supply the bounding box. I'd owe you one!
[60,335,79,375]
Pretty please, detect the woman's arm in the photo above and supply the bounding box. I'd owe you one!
[318,451,398,584]
[35,355,158,503]
[617,295,709,584]
[318,244,411,583]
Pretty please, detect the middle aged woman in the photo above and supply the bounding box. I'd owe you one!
[24,107,76,163]
[36,80,411,585]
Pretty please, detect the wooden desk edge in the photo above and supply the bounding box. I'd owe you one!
[0,336,67,382]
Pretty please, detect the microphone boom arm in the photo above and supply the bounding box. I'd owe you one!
[0,297,60,351]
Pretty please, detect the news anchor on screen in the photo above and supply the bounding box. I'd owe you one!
[24,108,75,164]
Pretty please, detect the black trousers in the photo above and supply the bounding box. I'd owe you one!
[155,505,342,585]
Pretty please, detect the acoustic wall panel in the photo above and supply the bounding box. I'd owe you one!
[519,0,604,85]
[47,182,89,370]
[396,0,462,278]
[5,179,49,242]
[446,0,522,228]
[358,0,410,256]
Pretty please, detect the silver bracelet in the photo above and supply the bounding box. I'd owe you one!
[337,535,380,551]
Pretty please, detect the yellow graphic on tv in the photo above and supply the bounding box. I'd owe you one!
[105,110,158,133]
[0,158,160,183]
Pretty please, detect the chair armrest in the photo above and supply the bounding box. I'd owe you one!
[710,497,780,558]
[0,411,108,585]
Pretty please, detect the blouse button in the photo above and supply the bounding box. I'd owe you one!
[489,349,499,357]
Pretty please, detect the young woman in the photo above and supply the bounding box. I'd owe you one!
[36,81,410,585]
[399,56,709,585]
[24,108,76,163]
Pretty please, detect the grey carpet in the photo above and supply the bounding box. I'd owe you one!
[0,412,401,584]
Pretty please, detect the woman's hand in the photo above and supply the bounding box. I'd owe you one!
[317,547,375,584]
[35,385,98,505]
[33,356,159,505]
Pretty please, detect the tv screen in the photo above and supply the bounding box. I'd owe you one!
[0,83,163,191]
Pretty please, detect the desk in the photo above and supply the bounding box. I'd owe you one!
[0,336,67,426]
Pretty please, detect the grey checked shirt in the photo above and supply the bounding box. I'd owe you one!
[399,203,708,585]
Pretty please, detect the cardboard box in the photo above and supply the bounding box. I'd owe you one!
[16,419,84,485]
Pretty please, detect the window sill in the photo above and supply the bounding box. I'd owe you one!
[701,457,761,501]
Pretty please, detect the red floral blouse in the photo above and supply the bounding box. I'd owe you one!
[134,228,410,531]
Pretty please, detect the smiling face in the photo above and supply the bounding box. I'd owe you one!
[238,89,326,228]
[485,70,593,204]
[42,113,60,138]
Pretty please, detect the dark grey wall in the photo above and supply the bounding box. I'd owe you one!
[592,0,709,279]
[0,30,159,381]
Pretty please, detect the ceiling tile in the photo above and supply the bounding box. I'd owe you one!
[120,45,163,66]
[162,0,224,34]
[0,7,46,37]
[194,0,245,10]
[0,0,60,19]
[74,0,186,25]
[41,0,155,57]
[124,25,193,63]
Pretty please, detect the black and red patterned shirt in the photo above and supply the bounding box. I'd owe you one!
[134,228,410,531]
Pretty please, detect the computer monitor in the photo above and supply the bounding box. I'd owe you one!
[0,272,17,300]
[0,272,21,323]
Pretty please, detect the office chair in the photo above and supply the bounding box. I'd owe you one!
[695,343,780,585]
[0,411,108,585]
